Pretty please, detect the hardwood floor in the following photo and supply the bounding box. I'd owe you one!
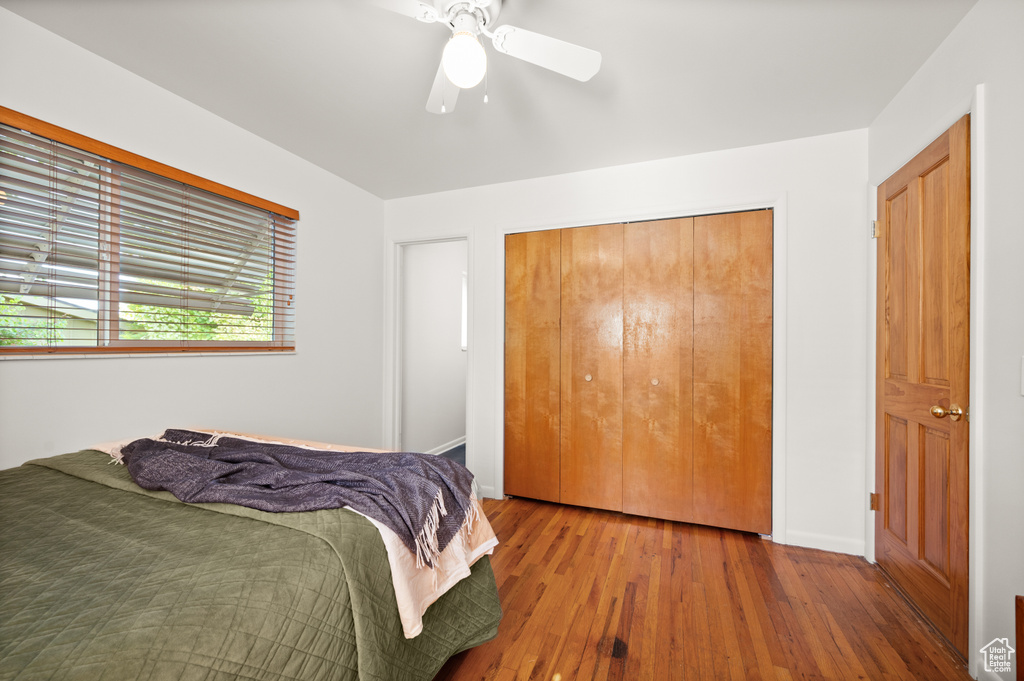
[435,497,972,681]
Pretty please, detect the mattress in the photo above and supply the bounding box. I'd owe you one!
[0,450,502,681]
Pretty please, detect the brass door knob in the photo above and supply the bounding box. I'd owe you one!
[930,404,964,422]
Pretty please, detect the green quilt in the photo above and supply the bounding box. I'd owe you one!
[0,451,501,681]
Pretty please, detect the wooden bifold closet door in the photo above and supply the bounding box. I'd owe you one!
[504,210,772,534]
[621,218,694,522]
[560,223,624,512]
[504,229,561,503]
[692,211,773,533]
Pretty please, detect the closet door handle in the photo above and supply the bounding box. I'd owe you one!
[651,378,659,386]
[584,374,593,382]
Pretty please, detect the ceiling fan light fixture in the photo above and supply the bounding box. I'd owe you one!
[442,30,487,89]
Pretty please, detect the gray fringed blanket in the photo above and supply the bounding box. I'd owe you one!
[121,429,474,568]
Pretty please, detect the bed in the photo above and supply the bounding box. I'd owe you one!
[0,432,502,681]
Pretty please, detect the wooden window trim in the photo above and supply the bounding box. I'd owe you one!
[0,107,299,221]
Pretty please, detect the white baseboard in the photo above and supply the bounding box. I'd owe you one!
[478,485,496,500]
[783,529,866,557]
[421,436,466,457]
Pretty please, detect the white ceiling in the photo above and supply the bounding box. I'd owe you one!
[1,0,978,199]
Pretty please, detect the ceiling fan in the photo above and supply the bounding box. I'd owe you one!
[374,0,602,113]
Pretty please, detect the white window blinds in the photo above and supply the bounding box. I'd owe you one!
[0,116,296,353]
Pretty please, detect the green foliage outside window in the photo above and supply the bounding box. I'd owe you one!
[119,278,274,342]
[0,287,272,346]
[0,296,68,346]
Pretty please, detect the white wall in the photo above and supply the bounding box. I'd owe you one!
[0,9,387,469]
[867,0,1024,678]
[386,129,870,553]
[400,240,467,453]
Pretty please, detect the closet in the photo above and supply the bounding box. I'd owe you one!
[504,210,772,534]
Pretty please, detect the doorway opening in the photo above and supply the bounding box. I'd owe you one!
[395,238,469,466]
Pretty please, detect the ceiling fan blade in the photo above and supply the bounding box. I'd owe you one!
[490,25,601,82]
[426,58,459,114]
[372,0,439,22]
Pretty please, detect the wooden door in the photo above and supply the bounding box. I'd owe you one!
[560,223,623,512]
[692,210,773,534]
[875,115,970,657]
[504,230,561,502]
[622,218,694,521]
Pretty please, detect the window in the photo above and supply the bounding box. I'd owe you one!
[0,108,297,354]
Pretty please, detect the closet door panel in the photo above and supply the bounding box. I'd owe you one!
[692,210,773,534]
[560,223,623,512]
[622,218,694,521]
[504,230,561,502]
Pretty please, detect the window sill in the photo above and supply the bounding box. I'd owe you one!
[0,351,297,361]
